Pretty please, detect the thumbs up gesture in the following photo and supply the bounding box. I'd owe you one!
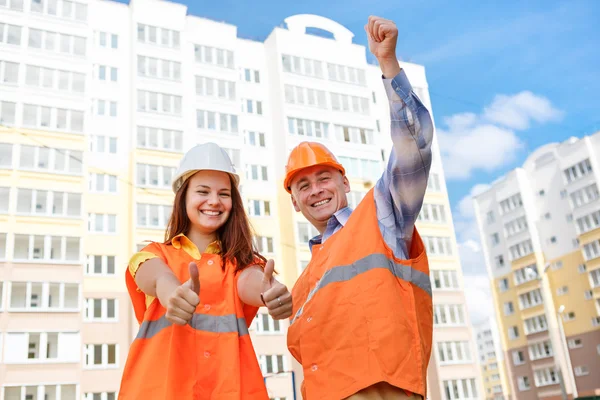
[260,259,293,320]
[165,262,201,325]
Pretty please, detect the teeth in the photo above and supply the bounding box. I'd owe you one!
[201,210,220,216]
[313,199,330,207]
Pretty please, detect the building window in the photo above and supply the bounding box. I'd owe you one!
[3,332,80,364]
[87,213,116,234]
[486,210,495,224]
[245,164,269,182]
[90,135,117,154]
[284,84,328,109]
[569,183,599,208]
[499,193,523,214]
[247,199,271,217]
[138,24,179,48]
[194,75,235,99]
[138,56,181,81]
[437,341,472,364]
[503,301,514,316]
[16,188,81,217]
[512,350,525,365]
[524,315,548,335]
[563,159,593,184]
[258,354,287,374]
[557,285,568,296]
[254,236,273,254]
[334,125,375,145]
[528,340,553,360]
[0,60,19,84]
[297,222,319,244]
[196,110,238,134]
[136,203,172,229]
[431,270,460,290]
[519,289,543,309]
[508,326,519,340]
[136,164,175,189]
[86,255,116,276]
[326,63,366,85]
[568,338,583,349]
[84,392,116,400]
[1,0,24,11]
[27,28,86,56]
[25,65,85,93]
[422,236,453,256]
[94,99,118,117]
[498,278,509,292]
[84,344,118,368]
[13,234,80,262]
[534,368,559,387]
[138,90,182,116]
[97,31,118,49]
[85,298,118,322]
[243,99,263,115]
[443,378,478,400]
[252,312,281,334]
[194,44,233,68]
[434,304,465,326]
[517,376,531,391]
[244,131,266,148]
[495,255,505,268]
[22,104,84,133]
[574,366,589,376]
[8,281,79,310]
[243,68,260,83]
[88,173,117,193]
[281,54,324,78]
[562,311,576,322]
[288,117,329,139]
[137,126,183,152]
[330,92,370,114]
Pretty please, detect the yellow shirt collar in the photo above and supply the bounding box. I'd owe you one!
[169,233,221,260]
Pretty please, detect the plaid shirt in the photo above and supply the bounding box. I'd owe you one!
[309,69,434,260]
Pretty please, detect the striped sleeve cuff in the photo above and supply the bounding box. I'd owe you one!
[128,251,159,279]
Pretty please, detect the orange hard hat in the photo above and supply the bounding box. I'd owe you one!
[284,141,346,193]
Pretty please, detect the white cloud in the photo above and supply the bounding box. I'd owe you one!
[454,185,496,324]
[483,91,564,130]
[437,122,524,180]
[437,91,562,180]
[457,183,491,218]
[463,274,495,326]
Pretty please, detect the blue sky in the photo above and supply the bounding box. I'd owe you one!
[119,0,600,322]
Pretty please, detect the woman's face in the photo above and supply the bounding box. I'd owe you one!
[185,170,233,235]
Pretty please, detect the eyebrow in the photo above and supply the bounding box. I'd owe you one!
[195,184,231,192]
[296,170,331,186]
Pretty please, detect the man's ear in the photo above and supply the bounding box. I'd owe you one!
[343,175,351,194]
[291,193,301,212]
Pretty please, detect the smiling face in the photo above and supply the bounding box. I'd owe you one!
[185,170,233,236]
[289,165,350,233]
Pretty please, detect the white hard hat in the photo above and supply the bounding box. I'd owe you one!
[171,142,239,193]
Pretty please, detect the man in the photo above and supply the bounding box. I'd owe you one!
[284,16,434,400]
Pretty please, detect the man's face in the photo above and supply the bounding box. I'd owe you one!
[289,165,350,233]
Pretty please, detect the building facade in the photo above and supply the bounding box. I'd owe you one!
[475,317,513,400]
[0,0,481,399]
[473,134,600,399]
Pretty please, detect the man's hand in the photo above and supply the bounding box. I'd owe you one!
[365,16,401,78]
[260,259,293,320]
[164,262,200,325]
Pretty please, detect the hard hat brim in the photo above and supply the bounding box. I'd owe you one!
[172,169,240,193]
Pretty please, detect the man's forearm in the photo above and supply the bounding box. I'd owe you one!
[378,57,401,79]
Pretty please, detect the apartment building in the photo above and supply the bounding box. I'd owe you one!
[475,317,513,400]
[473,134,600,399]
[0,1,481,399]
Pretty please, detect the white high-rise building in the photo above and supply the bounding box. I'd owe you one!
[473,133,600,399]
[0,1,482,399]
[475,317,513,400]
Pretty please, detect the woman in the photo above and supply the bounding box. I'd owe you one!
[118,142,292,399]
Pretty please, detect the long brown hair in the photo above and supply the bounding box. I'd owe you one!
[164,174,266,273]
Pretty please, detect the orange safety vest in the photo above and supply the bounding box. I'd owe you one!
[119,240,269,400]
[287,189,433,400]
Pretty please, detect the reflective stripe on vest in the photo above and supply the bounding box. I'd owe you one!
[136,313,249,339]
[291,252,431,325]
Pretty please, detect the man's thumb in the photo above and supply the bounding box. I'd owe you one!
[189,262,200,295]
[262,259,275,285]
